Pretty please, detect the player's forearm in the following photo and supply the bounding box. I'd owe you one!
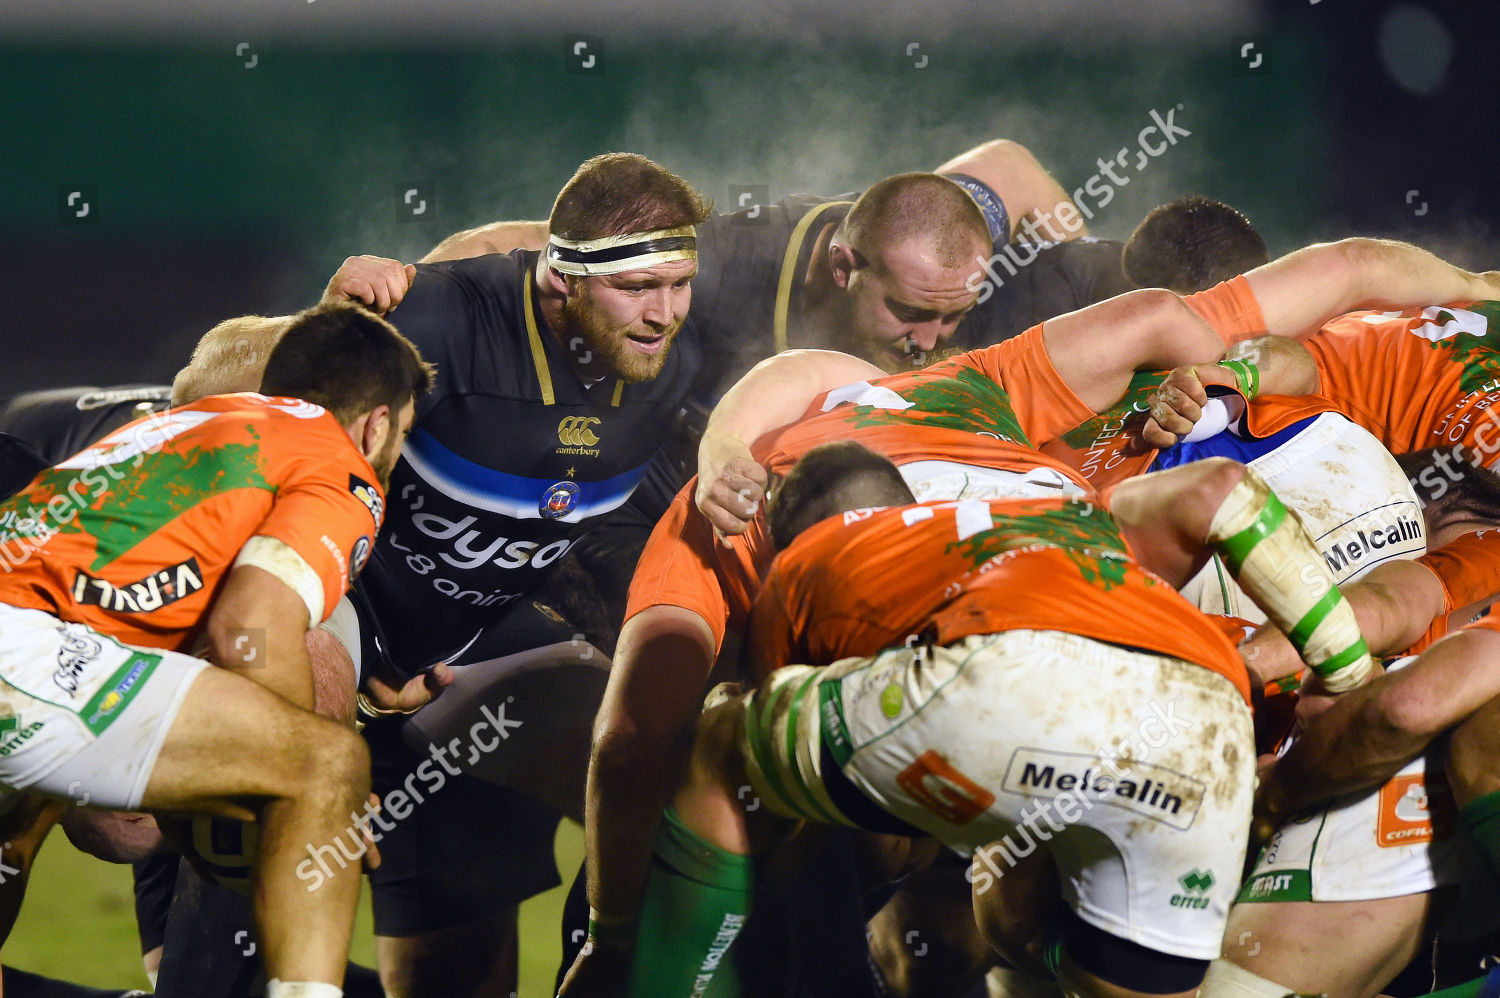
[419,220,549,262]
[585,608,718,919]
[1260,680,1425,819]
[706,349,885,448]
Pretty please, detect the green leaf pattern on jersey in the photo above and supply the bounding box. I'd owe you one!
[943,497,1137,591]
[12,441,272,570]
[840,368,1033,446]
[1419,301,1500,395]
[1058,369,1165,448]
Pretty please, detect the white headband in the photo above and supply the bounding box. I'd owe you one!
[543,225,698,277]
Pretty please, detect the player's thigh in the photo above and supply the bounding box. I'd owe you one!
[1220,894,1431,998]
[141,664,367,817]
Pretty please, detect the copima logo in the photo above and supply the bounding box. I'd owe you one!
[557,416,600,448]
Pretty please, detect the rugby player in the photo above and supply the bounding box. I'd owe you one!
[575,234,1500,991]
[560,441,1369,997]
[0,302,431,998]
[173,152,715,997]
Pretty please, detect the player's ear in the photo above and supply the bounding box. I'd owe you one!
[360,404,393,459]
[542,264,572,298]
[829,241,860,290]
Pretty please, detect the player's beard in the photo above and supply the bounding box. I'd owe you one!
[561,289,683,384]
[370,417,403,492]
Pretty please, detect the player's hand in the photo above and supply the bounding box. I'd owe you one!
[696,430,768,544]
[363,661,455,714]
[1139,365,1218,449]
[322,255,417,314]
[556,941,631,998]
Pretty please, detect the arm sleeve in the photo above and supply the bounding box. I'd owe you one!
[246,460,382,624]
[1182,276,1269,348]
[624,480,767,652]
[742,574,799,684]
[953,326,1097,444]
[1417,531,1500,620]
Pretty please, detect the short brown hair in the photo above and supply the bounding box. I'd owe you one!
[768,441,914,550]
[259,302,435,425]
[838,173,992,270]
[549,153,713,241]
[1123,196,1268,294]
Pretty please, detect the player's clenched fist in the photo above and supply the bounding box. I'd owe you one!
[323,255,418,314]
[695,429,768,543]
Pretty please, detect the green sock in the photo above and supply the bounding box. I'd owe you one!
[1424,966,1500,998]
[627,807,756,998]
[1460,790,1500,883]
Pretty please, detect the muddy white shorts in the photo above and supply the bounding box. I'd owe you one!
[1178,411,1425,621]
[0,603,207,810]
[741,629,1255,960]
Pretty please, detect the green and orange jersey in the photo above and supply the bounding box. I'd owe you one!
[1040,276,1273,489]
[1308,302,1500,622]
[1306,302,1500,456]
[745,496,1249,703]
[0,394,384,652]
[625,324,1103,651]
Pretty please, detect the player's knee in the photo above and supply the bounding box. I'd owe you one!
[299,723,371,802]
[1194,457,1250,509]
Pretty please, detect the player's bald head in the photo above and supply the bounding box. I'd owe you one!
[768,442,915,550]
[837,173,991,271]
[549,152,713,241]
[171,313,292,406]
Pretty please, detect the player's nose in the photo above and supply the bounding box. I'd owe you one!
[641,287,675,327]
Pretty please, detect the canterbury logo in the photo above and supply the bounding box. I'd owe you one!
[557,416,601,447]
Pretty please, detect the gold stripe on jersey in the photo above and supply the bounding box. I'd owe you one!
[523,275,557,406]
[773,201,854,355]
[612,380,624,407]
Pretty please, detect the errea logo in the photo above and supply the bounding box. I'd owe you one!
[557,416,601,456]
[1170,868,1215,909]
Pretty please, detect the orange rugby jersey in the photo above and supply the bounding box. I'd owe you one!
[745,496,1249,702]
[0,394,384,651]
[1041,276,1272,489]
[1307,302,1500,624]
[625,328,1103,651]
[1307,302,1500,455]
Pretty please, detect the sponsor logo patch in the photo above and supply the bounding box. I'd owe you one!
[349,474,384,527]
[896,749,995,825]
[53,626,103,696]
[72,558,204,615]
[0,717,42,757]
[1169,868,1215,909]
[1001,747,1204,831]
[557,415,602,456]
[81,652,161,735]
[1376,772,1456,848]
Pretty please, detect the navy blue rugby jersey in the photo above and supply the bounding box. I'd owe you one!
[0,385,173,465]
[361,249,701,674]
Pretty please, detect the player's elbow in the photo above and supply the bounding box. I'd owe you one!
[1371,675,1454,745]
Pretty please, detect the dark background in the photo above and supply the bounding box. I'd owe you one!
[0,0,1492,398]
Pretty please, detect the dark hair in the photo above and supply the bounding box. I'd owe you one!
[259,302,435,425]
[1122,196,1268,294]
[549,153,713,242]
[767,441,915,550]
[838,173,992,270]
[1398,446,1500,535]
